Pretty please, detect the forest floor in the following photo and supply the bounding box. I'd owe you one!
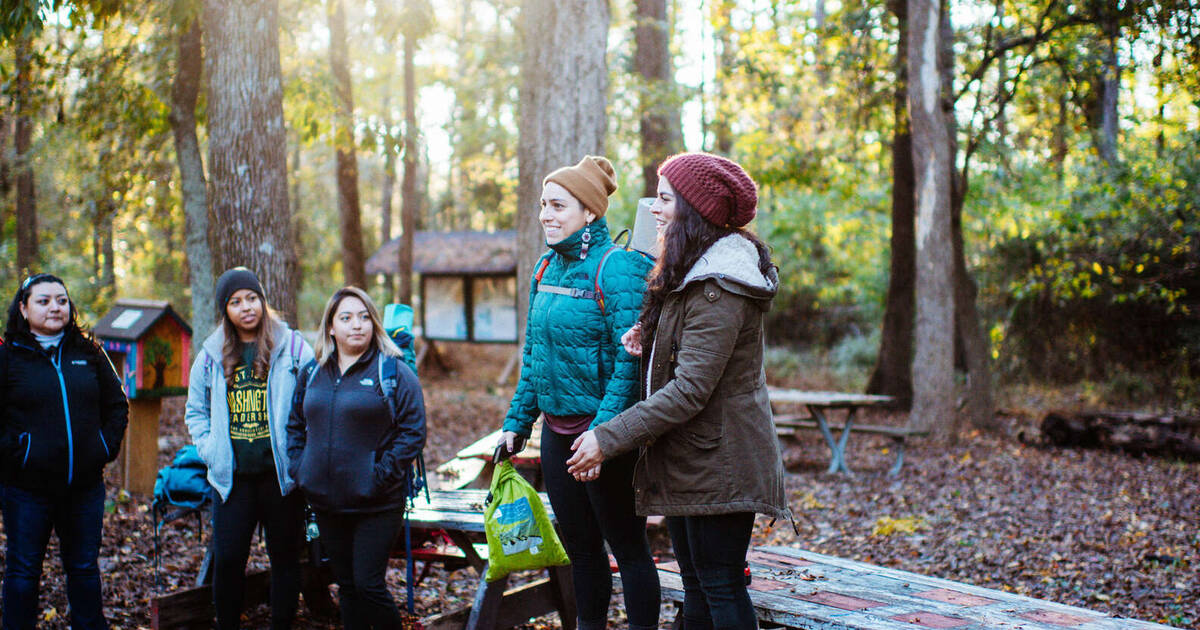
[1,341,1197,629]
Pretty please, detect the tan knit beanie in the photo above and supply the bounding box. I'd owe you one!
[542,156,618,217]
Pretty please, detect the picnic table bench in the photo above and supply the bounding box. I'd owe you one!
[658,546,1173,629]
[769,388,922,476]
[151,489,575,630]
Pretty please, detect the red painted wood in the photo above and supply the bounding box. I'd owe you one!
[1019,610,1093,626]
[913,588,999,607]
[890,611,971,628]
[796,591,886,611]
[747,578,790,592]
[747,550,814,568]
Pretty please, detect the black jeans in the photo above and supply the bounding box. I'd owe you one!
[539,425,660,628]
[666,512,757,630]
[210,474,304,630]
[1,479,107,630]
[314,508,405,630]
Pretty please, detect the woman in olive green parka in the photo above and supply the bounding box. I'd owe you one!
[569,153,789,630]
[498,156,659,630]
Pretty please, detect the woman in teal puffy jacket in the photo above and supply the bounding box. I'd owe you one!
[498,156,659,630]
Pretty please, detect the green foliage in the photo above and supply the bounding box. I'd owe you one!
[980,133,1200,397]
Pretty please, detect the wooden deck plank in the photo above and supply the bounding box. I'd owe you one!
[657,547,1172,630]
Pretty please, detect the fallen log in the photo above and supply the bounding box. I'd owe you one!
[1040,409,1200,461]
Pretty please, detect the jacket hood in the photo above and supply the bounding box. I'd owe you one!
[547,217,614,261]
[201,318,292,359]
[677,234,778,302]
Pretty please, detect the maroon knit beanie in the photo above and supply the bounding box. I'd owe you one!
[658,153,758,228]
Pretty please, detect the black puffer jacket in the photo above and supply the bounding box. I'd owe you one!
[286,347,426,513]
[0,333,129,493]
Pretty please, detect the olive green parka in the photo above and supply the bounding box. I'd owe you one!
[594,234,789,519]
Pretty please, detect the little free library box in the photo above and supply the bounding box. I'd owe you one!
[94,298,193,495]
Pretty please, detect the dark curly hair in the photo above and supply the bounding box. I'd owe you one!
[4,273,101,356]
[638,194,772,353]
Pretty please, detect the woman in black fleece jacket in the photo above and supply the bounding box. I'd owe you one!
[0,273,128,630]
[286,286,425,629]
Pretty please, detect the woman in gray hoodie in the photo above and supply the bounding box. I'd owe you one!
[184,267,314,630]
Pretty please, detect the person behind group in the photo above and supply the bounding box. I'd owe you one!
[0,273,129,630]
[286,286,426,629]
[184,267,313,630]
[498,155,660,630]
[567,153,790,630]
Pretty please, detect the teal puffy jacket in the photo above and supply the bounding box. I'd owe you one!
[503,218,653,435]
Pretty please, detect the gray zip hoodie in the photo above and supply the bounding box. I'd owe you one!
[184,320,314,501]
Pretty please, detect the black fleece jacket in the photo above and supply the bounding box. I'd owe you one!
[286,346,426,513]
[0,333,129,493]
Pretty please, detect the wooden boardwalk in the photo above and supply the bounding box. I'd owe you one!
[657,546,1174,629]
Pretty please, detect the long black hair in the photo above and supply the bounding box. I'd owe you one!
[4,273,100,355]
[638,194,773,352]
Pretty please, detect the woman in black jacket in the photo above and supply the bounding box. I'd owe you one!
[0,273,129,630]
[286,286,426,629]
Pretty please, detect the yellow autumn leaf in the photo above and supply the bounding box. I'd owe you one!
[873,516,926,536]
[43,607,58,622]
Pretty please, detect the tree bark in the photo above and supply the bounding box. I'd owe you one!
[517,0,609,336]
[1096,17,1119,165]
[329,0,366,289]
[867,0,915,410]
[634,0,680,198]
[710,0,735,154]
[170,17,215,350]
[942,3,995,433]
[14,33,38,273]
[906,0,955,437]
[379,82,397,302]
[399,32,418,306]
[204,0,298,321]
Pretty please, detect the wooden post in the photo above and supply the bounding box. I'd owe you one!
[122,397,163,496]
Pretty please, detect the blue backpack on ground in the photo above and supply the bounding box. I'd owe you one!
[153,444,211,511]
[152,444,213,586]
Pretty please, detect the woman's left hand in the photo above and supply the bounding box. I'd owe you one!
[572,464,601,482]
[567,430,605,474]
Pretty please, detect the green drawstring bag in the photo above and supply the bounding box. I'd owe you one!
[483,461,570,582]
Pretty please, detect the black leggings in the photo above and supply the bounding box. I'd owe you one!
[315,508,406,630]
[539,425,660,627]
[666,512,757,630]
[210,474,304,630]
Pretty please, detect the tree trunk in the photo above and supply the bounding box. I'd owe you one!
[1096,17,1119,165]
[942,2,995,433]
[906,0,955,437]
[14,34,38,273]
[516,0,609,337]
[204,0,298,321]
[711,0,734,154]
[329,0,366,289]
[399,33,418,306]
[380,83,397,302]
[1052,90,1068,180]
[634,0,680,198]
[170,17,215,350]
[867,0,915,410]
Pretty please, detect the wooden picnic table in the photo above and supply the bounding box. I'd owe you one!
[658,546,1172,629]
[435,424,544,490]
[768,388,912,475]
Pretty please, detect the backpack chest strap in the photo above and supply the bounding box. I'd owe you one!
[536,283,597,301]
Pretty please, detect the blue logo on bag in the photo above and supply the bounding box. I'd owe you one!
[494,496,533,525]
